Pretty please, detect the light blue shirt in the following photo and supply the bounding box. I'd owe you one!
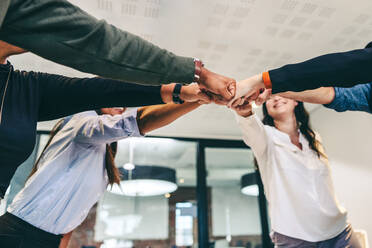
[8,110,141,234]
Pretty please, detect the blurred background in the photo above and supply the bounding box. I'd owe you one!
[2,0,372,247]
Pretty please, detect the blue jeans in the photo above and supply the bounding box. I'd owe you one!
[271,225,361,248]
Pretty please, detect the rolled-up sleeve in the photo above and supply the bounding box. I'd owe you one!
[73,110,142,145]
[323,83,372,113]
[236,113,269,158]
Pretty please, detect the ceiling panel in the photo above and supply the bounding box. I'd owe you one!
[9,0,371,139]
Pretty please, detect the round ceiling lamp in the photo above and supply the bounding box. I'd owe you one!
[108,165,178,197]
[241,172,259,196]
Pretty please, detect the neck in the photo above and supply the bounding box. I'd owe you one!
[274,113,298,138]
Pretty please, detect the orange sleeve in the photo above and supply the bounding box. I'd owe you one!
[262,71,272,89]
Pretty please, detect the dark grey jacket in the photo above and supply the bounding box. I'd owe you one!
[0,0,195,85]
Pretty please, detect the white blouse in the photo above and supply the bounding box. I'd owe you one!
[8,110,141,234]
[236,113,347,242]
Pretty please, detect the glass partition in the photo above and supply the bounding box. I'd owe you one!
[206,148,263,248]
[95,137,199,248]
[5,132,270,248]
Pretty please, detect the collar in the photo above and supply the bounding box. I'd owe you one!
[268,126,309,152]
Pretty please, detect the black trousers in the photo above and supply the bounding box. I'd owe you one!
[0,212,62,248]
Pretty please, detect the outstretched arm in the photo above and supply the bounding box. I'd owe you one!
[232,102,269,158]
[1,0,236,100]
[137,82,206,134]
[229,43,372,105]
[1,0,194,85]
[36,70,210,121]
[278,84,372,113]
[73,84,205,144]
[137,102,200,135]
[278,87,335,105]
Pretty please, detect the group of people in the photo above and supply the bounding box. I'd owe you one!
[0,0,371,247]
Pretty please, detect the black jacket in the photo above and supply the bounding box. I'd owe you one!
[0,62,163,197]
[269,42,372,100]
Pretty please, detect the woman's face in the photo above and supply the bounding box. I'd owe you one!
[100,107,126,116]
[265,95,297,120]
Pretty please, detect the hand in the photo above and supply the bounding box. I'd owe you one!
[228,74,265,108]
[198,67,236,101]
[255,89,272,106]
[180,83,211,104]
[232,101,253,117]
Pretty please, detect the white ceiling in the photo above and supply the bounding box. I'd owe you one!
[8,0,372,139]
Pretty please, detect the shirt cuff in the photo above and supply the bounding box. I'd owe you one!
[122,108,143,137]
[323,87,341,110]
[234,111,258,125]
[262,71,272,89]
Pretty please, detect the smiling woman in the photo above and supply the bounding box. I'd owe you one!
[0,101,202,248]
[233,95,362,247]
[0,40,211,200]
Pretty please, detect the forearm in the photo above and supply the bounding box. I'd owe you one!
[1,0,195,85]
[264,45,372,93]
[235,113,268,155]
[278,87,335,104]
[136,102,200,134]
[38,75,164,121]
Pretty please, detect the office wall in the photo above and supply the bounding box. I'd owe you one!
[312,107,372,246]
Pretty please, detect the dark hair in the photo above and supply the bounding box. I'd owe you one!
[29,112,121,186]
[262,101,325,158]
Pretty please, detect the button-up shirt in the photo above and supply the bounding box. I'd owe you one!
[236,114,348,242]
[8,110,141,234]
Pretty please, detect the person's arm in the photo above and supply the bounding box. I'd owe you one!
[264,42,372,93]
[36,72,209,121]
[0,0,9,26]
[232,103,269,157]
[279,84,372,113]
[0,0,193,85]
[323,83,372,113]
[136,102,200,135]
[74,102,201,144]
[278,87,335,105]
[229,43,372,104]
[0,0,235,100]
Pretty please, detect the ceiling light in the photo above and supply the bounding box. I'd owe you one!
[241,172,259,196]
[123,163,135,171]
[108,165,178,197]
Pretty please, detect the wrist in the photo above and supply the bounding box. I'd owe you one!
[240,110,253,118]
[172,83,184,104]
[262,72,272,89]
[194,59,205,84]
[161,84,176,103]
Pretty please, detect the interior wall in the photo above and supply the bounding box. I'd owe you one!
[311,107,372,246]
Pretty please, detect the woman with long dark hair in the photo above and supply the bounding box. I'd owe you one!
[0,40,213,200]
[233,94,361,247]
[0,98,202,248]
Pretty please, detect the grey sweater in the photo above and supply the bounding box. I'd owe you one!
[0,0,195,85]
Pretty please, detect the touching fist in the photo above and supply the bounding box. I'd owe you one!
[228,74,265,108]
[180,83,211,104]
[197,67,236,102]
[232,101,253,117]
